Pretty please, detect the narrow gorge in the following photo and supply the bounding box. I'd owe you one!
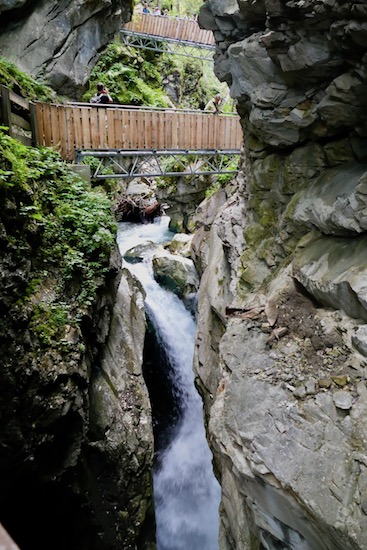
[1,0,367,549]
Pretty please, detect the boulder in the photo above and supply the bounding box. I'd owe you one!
[167,233,193,258]
[152,249,199,299]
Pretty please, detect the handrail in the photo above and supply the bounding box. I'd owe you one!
[66,101,238,116]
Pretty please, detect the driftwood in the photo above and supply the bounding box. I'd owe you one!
[114,194,163,223]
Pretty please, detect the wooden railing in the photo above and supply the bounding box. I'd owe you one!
[0,85,36,146]
[34,103,242,160]
[124,13,215,46]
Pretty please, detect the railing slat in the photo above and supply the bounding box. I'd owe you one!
[65,107,74,159]
[50,105,61,152]
[90,108,99,149]
[82,108,92,149]
[115,110,123,148]
[57,105,67,159]
[43,104,52,148]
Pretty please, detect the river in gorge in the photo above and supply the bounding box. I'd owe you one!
[116,217,221,550]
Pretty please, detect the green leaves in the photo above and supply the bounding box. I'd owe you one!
[83,40,172,108]
[0,56,55,101]
[0,127,116,320]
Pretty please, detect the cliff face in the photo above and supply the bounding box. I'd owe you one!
[0,0,133,96]
[0,137,155,549]
[195,2,367,549]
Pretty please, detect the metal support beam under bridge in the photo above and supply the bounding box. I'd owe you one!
[75,149,240,180]
[120,30,215,61]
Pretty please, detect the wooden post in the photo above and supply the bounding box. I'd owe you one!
[0,85,12,136]
[29,103,39,146]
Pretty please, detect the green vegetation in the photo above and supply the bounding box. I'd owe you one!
[0,128,116,348]
[83,36,230,111]
[83,40,172,107]
[0,56,55,101]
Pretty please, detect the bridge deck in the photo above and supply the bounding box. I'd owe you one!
[34,103,242,161]
[123,13,215,47]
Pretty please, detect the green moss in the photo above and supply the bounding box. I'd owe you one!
[251,153,284,191]
[29,303,70,347]
[244,223,266,246]
[0,57,55,101]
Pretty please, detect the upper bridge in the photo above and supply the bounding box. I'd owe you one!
[121,13,215,60]
[34,102,242,179]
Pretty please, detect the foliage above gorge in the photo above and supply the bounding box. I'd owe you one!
[0,128,116,346]
[83,40,173,107]
[82,38,227,110]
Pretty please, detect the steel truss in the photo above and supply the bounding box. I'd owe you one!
[120,30,215,61]
[75,149,240,180]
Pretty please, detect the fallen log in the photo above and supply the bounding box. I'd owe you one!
[114,194,163,223]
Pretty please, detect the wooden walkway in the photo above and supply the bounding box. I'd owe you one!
[0,86,242,178]
[123,13,215,46]
[34,102,242,161]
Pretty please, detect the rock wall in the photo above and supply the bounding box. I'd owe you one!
[0,198,155,548]
[195,2,367,549]
[0,0,133,96]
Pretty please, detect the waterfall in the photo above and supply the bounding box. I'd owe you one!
[117,217,221,550]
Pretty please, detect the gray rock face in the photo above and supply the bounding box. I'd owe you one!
[89,267,155,549]
[157,174,214,233]
[195,1,367,549]
[204,0,367,148]
[290,162,367,235]
[0,0,133,96]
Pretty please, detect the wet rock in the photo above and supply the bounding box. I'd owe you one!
[152,249,199,299]
[167,233,193,257]
[124,242,155,263]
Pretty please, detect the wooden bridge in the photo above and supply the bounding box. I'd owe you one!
[34,102,242,179]
[121,13,215,61]
[0,86,242,179]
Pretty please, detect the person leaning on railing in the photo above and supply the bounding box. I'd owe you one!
[90,82,113,104]
[204,93,228,114]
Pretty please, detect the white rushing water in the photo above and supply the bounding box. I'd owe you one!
[117,217,221,550]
